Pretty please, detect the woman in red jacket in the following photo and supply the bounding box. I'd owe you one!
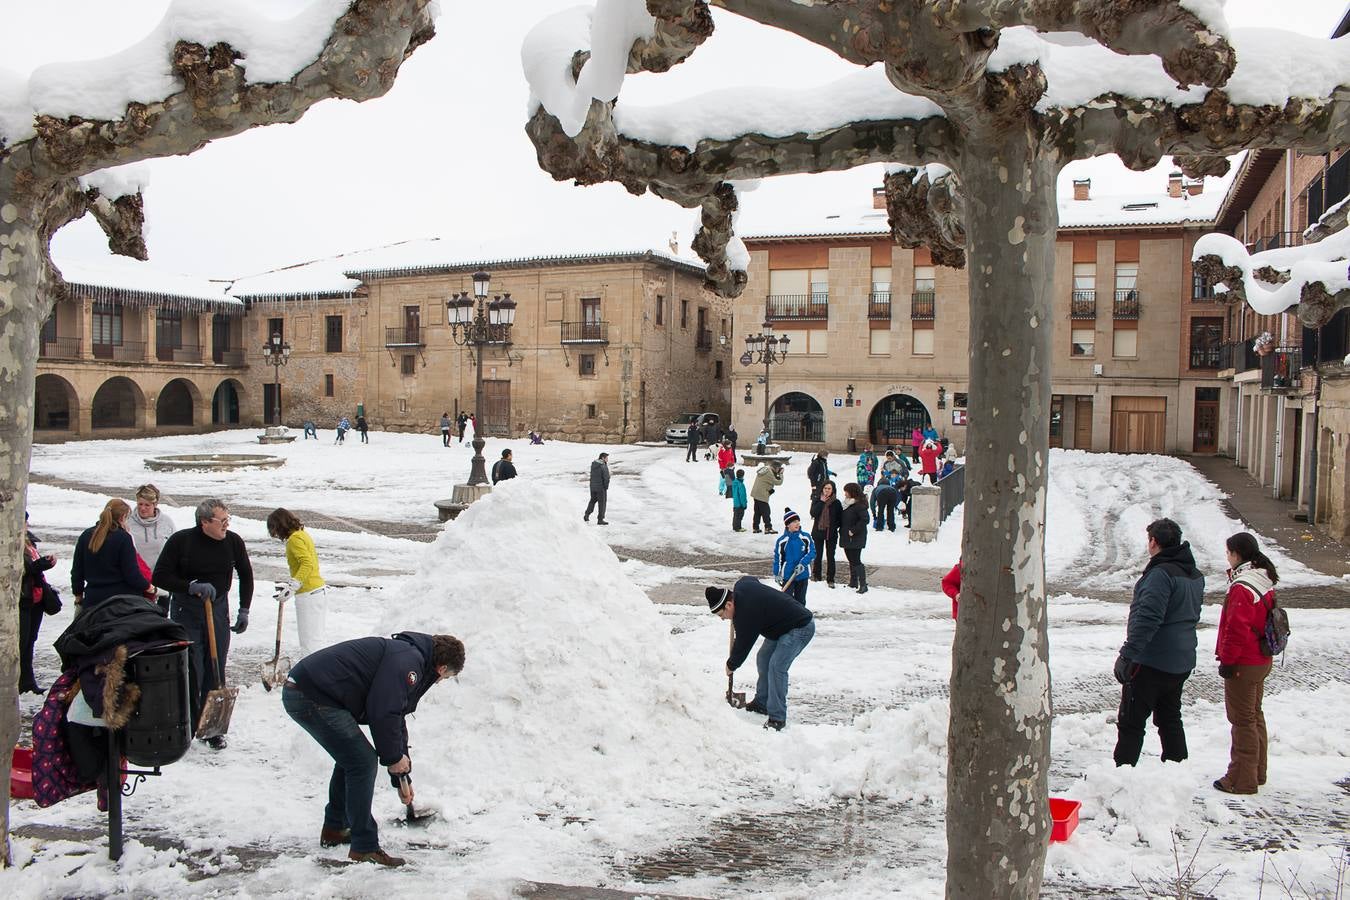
[1214,531,1278,795]
[941,561,961,620]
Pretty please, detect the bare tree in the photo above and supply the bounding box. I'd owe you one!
[0,0,436,865]
[524,2,1350,895]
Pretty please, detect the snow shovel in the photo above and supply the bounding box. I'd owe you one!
[390,772,438,827]
[260,587,293,692]
[725,621,746,709]
[195,597,238,740]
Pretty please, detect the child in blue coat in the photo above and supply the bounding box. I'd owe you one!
[731,469,748,532]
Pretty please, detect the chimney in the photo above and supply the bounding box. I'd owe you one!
[1168,171,1184,198]
[872,186,887,210]
[1185,180,1204,196]
[1072,178,1091,201]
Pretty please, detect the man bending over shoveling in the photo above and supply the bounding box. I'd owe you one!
[708,578,815,732]
[283,631,465,867]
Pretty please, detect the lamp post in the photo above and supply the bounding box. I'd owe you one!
[741,321,790,437]
[261,331,291,427]
[447,270,517,486]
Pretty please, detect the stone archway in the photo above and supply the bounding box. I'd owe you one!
[769,391,824,443]
[34,373,78,431]
[156,378,199,427]
[91,376,143,429]
[867,393,931,451]
[212,379,242,426]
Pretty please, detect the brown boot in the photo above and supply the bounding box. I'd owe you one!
[348,848,406,867]
[320,826,351,847]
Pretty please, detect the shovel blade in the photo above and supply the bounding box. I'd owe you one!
[196,686,239,740]
[261,656,293,692]
[395,804,438,828]
[726,690,747,709]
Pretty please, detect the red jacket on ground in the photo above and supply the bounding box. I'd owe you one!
[941,562,961,620]
[919,443,942,476]
[1216,564,1274,666]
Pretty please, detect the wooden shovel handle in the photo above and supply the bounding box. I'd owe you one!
[202,597,226,689]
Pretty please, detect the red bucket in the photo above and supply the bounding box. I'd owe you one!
[11,746,34,801]
[1049,797,1080,842]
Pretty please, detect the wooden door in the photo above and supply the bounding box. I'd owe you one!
[1073,397,1093,449]
[1193,391,1219,453]
[482,379,511,436]
[1110,396,1166,453]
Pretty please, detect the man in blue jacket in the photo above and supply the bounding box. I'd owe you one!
[282,631,465,867]
[1112,518,1205,767]
[708,577,815,731]
[772,509,815,605]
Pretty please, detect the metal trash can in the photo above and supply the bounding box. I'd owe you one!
[123,646,192,767]
[847,437,857,453]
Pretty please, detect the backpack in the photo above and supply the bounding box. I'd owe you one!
[1259,596,1291,658]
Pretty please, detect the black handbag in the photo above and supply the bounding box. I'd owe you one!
[41,583,63,615]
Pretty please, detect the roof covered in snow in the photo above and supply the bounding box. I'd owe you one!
[58,255,242,314]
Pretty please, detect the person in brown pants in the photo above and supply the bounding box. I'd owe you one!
[1214,532,1279,794]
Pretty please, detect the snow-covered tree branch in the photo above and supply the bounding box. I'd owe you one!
[0,0,436,866]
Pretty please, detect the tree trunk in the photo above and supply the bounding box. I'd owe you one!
[0,185,44,866]
[946,137,1057,899]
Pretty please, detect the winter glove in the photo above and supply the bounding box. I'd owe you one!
[273,582,295,604]
[187,580,216,601]
[1112,654,1137,685]
[792,564,807,582]
[1217,664,1237,679]
[230,607,250,634]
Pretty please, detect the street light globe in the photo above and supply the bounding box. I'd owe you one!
[472,270,491,299]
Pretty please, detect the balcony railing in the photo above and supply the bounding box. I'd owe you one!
[1189,345,1222,369]
[385,326,424,347]
[868,291,892,320]
[92,341,146,361]
[39,337,81,359]
[561,321,609,343]
[1261,346,1303,392]
[766,293,829,320]
[1219,339,1261,373]
[695,327,713,351]
[213,348,246,366]
[1070,290,1097,319]
[1112,290,1141,319]
[910,291,936,321]
[156,342,202,363]
[1248,231,1304,254]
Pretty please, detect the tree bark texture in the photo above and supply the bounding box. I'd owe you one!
[0,0,436,866]
[945,140,1058,899]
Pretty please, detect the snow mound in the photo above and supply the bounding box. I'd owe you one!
[380,480,730,839]
[810,699,949,804]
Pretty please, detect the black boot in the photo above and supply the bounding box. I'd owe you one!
[857,567,869,594]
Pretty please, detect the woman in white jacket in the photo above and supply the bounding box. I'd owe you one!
[129,484,175,609]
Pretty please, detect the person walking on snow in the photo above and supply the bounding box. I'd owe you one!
[772,509,815,606]
[1213,532,1279,795]
[685,421,701,462]
[856,445,878,491]
[1112,517,1204,768]
[355,414,368,444]
[585,452,610,525]
[910,426,924,462]
[335,416,350,444]
[283,631,465,868]
[440,412,452,447]
[840,482,870,593]
[750,461,783,534]
[809,481,841,588]
[708,578,815,731]
[456,412,468,444]
[730,468,748,532]
[266,508,328,659]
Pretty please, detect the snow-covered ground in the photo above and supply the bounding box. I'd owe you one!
[6,431,1347,899]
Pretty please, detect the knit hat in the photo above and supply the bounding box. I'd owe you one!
[706,586,730,613]
[783,508,800,527]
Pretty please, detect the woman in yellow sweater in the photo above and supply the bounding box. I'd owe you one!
[266,508,327,658]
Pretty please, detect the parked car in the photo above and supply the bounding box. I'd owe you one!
[665,412,720,444]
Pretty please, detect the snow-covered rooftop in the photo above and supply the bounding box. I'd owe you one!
[57,254,241,313]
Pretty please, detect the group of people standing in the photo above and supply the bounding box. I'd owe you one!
[439,411,476,447]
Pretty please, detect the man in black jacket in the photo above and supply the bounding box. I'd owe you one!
[152,498,254,748]
[283,631,464,868]
[585,452,610,524]
[707,576,815,731]
[806,451,832,501]
[490,449,517,484]
[1113,517,1205,767]
[685,421,701,462]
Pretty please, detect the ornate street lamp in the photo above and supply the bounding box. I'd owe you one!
[447,270,517,487]
[261,331,291,426]
[742,321,790,436]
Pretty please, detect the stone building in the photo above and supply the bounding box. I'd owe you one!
[731,174,1229,458]
[36,241,733,445]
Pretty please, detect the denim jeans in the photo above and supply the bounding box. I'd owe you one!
[751,618,816,722]
[282,684,381,853]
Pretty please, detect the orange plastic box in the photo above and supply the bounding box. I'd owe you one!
[10,746,34,801]
[1049,797,1080,842]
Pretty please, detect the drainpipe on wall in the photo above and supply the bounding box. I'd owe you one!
[1274,394,1285,499]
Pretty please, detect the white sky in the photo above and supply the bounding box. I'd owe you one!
[3,0,1347,279]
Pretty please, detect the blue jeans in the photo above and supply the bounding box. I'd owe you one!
[751,619,816,722]
[282,685,380,853]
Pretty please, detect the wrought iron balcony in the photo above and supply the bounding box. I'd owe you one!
[868,291,892,319]
[910,291,936,321]
[384,326,424,347]
[1188,345,1222,369]
[157,342,202,363]
[1112,290,1140,319]
[766,293,829,320]
[695,327,713,351]
[561,321,609,343]
[39,337,81,360]
[92,341,146,362]
[1070,290,1096,319]
[1219,339,1260,373]
[1261,346,1303,392]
